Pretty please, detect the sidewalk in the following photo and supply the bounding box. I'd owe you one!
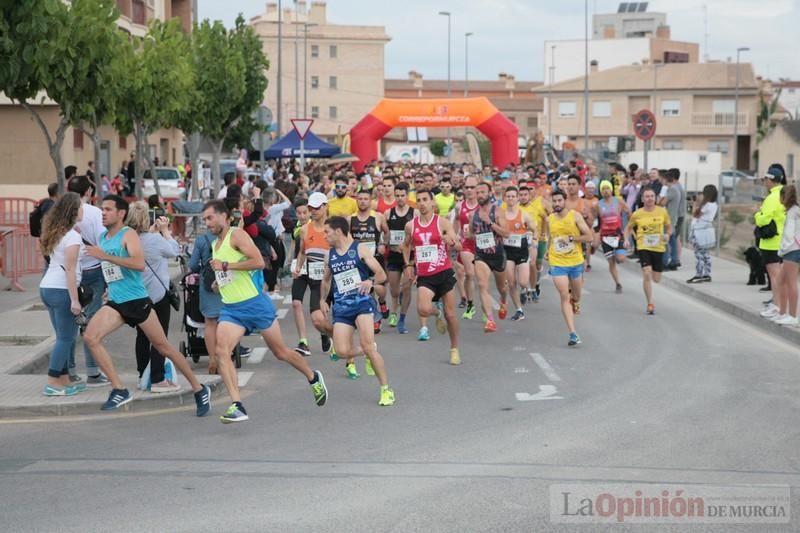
[622,247,800,345]
[0,271,222,418]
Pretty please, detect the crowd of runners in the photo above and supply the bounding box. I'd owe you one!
[37,155,701,423]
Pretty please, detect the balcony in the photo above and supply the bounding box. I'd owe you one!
[691,112,748,128]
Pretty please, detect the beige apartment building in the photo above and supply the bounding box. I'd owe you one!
[757,120,799,181]
[0,0,190,199]
[249,1,389,141]
[542,62,759,170]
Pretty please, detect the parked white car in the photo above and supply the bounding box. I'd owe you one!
[143,167,186,199]
[719,170,757,191]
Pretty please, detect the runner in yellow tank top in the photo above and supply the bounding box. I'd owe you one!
[203,199,328,424]
[544,190,594,346]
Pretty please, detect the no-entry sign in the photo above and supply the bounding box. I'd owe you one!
[633,109,657,141]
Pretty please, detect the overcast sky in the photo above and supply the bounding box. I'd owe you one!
[199,0,799,82]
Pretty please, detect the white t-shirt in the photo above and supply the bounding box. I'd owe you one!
[76,201,104,270]
[40,230,83,289]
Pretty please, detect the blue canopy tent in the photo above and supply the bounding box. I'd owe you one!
[264,129,341,159]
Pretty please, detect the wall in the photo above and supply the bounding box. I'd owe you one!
[544,39,650,83]
[758,126,800,180]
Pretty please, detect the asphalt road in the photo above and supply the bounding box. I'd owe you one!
[2,263,800,533]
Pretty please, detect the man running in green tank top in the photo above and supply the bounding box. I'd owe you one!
[203,200,328,424]
[83,195,211,414]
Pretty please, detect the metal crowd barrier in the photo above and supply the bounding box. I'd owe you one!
[0,226,44,291]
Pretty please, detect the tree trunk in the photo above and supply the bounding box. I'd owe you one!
[186,133,201,200]
[133,122,163,200]
[210,138,223,199]
[21,101,67,193]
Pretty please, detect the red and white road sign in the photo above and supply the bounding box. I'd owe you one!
[290,119,314,140]
[633,109,657,141]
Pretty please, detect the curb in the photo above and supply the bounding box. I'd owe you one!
[0,376,224,418]
[621,262,800,345]
[5,337,56,375]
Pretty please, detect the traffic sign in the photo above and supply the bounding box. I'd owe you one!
[633,109,657,141]
[256,106,273,127]
[290,119,314,140]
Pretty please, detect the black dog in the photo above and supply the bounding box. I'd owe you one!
[744,246,767,286]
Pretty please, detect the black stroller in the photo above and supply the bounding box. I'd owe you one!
[178,267,243,369]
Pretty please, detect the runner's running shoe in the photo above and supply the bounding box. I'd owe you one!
[295,341,311,357]
[435,302,446,334]
[310,371,327,406]
[397,317,408,334]
[321,334,332,353]
[417,326,430,341]
[345,362,360,380]
[365,357,375,376]
[101,388,132,411]
[511,309,525,321]
[220,402,248,424]
[484,319,497,333]
[380,302,390,319]
[462,303,475,319]
[449,348,461,365]
[194,384,211,417]
[568,332,582,346]
[498,304,508,320]
[388,313,398,327]
[646,304,655,315]
[378,386,395,406]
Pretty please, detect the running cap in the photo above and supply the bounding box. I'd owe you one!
[308,192,328,208]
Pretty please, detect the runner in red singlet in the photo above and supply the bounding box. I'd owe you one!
[455,175,480,319]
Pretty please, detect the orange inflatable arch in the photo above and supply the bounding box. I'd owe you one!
[349,97,519,172]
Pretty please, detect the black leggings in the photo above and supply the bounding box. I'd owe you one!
[135,295,170,384]
[266,240,286,292]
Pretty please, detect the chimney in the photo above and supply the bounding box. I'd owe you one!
[309,1,327,24]
[590,60,599,74]
[266,2,277,18]
[408,70,423,88]
[655,25,671,39]
[504,74,516,91]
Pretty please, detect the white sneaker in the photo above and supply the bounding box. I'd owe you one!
[774,315,799,326]
[760,304,779,318]
[150,380,181,394]
[269,292,283,300]
[770,313,787,322]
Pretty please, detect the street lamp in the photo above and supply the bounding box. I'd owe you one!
[548,44,556,144]
[583,0,589,152]
[464,32,473,97]
[277,0,283,136]
[302,22,317,119]
[644,63,665,171]
[439,10,451,161]
[717,46,750,256]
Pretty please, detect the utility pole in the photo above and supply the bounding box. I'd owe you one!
[464,32,473,97]
[583,0,589,153]
[439,11,452,162]
[277,0,283,136]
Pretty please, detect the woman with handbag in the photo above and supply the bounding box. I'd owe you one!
[757,165,788,320]
[127,201,181,393]
[776,185,800,326]
[189,229,224,374]
[38,192,86,396]
[686,184,718,283]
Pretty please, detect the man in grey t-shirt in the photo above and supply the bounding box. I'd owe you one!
[662,172,681,269]
[672,167,687,266]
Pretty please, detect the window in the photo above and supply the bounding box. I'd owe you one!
[311,45,319,58]
[73,128,84,149]
[118,134,127,150]
[712,100,735,113]
[592,101,611,117]
[329,45,337,58]
[788,154,795,179]
[311,76,319,89]
[329,76,337,90]
[527,116,538,128]
[661,99,680,117]
[708,140,729,154]
[311,106,319,119]
[662,139,683,150]
[329,106,337,119]
[558,101,576,117]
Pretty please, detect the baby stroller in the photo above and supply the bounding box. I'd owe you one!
[179,270,243,369]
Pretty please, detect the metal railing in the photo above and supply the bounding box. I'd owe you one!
[0,226,44,291]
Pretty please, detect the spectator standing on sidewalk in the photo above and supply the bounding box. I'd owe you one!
[672,168,688,266]
[758,164,788,321]
[38,192,85,396]
[686,185,718,283]
[66,176,109,387]
[127,201,181,392]
[661,171,682,270]
[776,185,800,326]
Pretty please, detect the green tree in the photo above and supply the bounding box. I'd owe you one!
[0,0,120,192]
[115,19,193,198]
[429,139,446,157]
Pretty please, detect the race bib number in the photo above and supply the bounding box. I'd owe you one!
[363,241,377,256]
[308,261,325,281]
[503,234,523,248]
[554,237,575,254]
[416,244,438,264]
[476,232,495,250]
[602,236,620,248]
[215,270,233,288]
[101,261,123,283]
[389,230,405,246]
[334,268,361,294]
[291,258,307,276]
[643,234,661,247]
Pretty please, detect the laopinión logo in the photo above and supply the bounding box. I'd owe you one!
[549,483,790,524]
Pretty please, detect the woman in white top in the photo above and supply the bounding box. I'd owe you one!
[39,192,85,396]
[776,185,800,325]
[686,184,718,284]
[126,201,181,392]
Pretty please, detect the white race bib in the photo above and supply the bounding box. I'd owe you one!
[476,232,495,250]
[215,270,233,287]
[554,236,575,254]
[503,234,523,248]
[291,258,307,276]
[101,260,123,283]
[602,236,620,248]
[363,241,377,256]
[389,230,405,246]
[308,261,325,281]
[416,244,439,264]
[334,268,361,294]
[643,234,662,247]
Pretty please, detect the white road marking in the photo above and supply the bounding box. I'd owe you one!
[247,348,267,364]
[529,352,562,382]
[283,295,293,305]
[237,371,254,387]
[276,308,289,320]
[512,346,526,352]
[514,367,529,374]
[515,385,563,401]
